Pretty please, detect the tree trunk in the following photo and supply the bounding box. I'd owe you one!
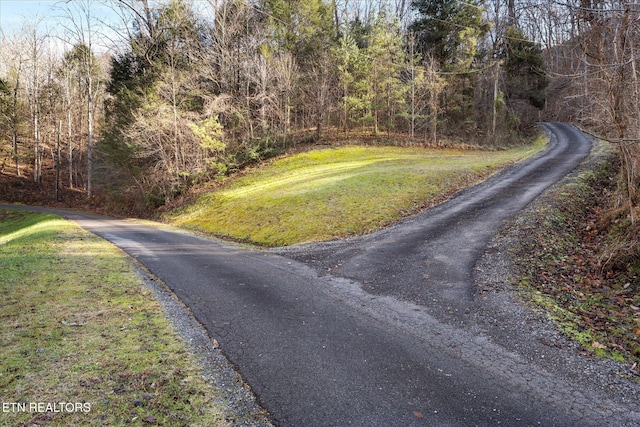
[171,62,180,180]
[12,130,20,177]
[12,70,21,177]
[56,120,61,202]
[67,99,73,188]
[508,0,517,27]
[33,105,40,183]
[87,83,93,196]
[492,66,498,137]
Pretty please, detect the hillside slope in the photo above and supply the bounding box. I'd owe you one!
[167,142,545,246]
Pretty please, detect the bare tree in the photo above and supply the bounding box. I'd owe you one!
[0,36,26,176]
[308,53,336,140]
[201,0,265,144]
[59,52,77,188]
[22,19,47,183]
[570,1,640,223]
[422,55,446,144]
[273,51,298,143]
[58,0,104,196]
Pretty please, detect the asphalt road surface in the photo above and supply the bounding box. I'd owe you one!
[5,123,640,426]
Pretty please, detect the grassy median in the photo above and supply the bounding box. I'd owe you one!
[168,140,547,246]
[0,209,235,426]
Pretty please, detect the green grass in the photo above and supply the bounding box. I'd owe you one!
[168,139,547,246]
[0,209,239,426]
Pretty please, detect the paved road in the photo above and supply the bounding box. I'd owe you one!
[4,123,640,426]
[276,122,594,320]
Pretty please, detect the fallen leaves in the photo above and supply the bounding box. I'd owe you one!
[513,162,640,369]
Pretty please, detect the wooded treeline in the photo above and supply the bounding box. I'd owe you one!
[545,0,640,228]
[0,0,637,219]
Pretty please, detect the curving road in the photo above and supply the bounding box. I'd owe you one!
[277,123,595,319]
[4,123,640,426]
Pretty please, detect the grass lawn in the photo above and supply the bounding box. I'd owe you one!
[0,209,243,426]
[168,139,547,246]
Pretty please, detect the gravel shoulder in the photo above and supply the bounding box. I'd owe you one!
[267,125,640,424]
[472,138,640,411]
[131,262,274,426]
[144,127,640,425]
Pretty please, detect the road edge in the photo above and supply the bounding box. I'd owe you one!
[474,136,640,410]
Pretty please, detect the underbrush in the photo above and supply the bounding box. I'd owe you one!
[514,141,640,373]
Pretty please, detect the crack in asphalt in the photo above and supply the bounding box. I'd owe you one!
[4,123,640,426]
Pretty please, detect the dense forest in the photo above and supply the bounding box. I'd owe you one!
[0,0,638,224]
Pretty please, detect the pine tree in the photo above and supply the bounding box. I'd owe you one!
[366,13,408,135]
[410,0,488,70]
[103,0,211,205]
[503,26,548,110]
[334,32,368,132]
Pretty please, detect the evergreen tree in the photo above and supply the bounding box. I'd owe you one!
[103,0,213,206]
[410,0,489,70]
[334,32,368,132]
[335,12,408,136]
[503,26,548,110]
[366,14,408,135]
[260,0,335,60]
[260,0,337,138]
[335,31,371,132]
